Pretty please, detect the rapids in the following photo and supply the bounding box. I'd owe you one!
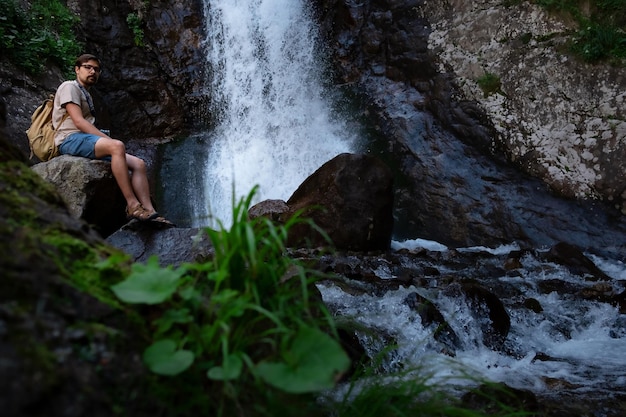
[319,241,626,413]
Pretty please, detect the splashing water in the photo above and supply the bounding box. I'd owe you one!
[194,0,355,227]
[319,241,626,408]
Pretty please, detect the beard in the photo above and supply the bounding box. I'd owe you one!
[83,75,98,86]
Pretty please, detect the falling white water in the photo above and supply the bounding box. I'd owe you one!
[195,0,356,227]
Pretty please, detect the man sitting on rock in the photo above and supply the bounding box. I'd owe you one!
[52,54,167,223]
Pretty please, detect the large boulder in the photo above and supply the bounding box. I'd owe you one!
[250,153,394,251]
[32,155,126,237]
[287,153,394,251]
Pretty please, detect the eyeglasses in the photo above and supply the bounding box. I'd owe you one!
[80,64,101,73]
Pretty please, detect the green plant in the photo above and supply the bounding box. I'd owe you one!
[0,0,82,75]
[476,72,502,97]
[111,187,350,415]
[318,363,532,417]
[530,0,626,64]
[571,23,626,62]
[127,13,145,47]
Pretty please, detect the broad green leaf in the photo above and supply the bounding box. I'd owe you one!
[154,308,193,335]
[207,352,243,380]
[255,326,350,393]
[178,285,199,301]
[143,339,194,376]
[111,257,184,304]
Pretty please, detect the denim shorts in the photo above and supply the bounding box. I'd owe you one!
[59,133,111,161]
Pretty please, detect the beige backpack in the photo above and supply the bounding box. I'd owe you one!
[25,95,68,161]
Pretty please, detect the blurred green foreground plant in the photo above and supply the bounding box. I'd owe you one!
[110,187,349,411]
[108,187,533,417]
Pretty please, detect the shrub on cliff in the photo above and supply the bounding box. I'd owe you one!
[0,0,82,75]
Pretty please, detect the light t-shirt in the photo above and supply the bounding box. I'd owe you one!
[52,80,96,146]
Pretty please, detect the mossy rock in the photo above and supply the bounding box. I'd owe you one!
[0,138,159,416]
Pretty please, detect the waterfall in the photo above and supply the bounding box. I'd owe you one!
[193,0,356,227]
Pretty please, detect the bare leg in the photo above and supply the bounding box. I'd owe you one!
[125,153,156,213]
[94,137,156,215]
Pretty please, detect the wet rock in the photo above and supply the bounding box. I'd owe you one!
[459,282,511,350]
[579,281,615,302]
[544,241,611,281]
[461,382,540,415]
[403,291,460,355]
[536,278,583,296]
[504,250,525,270]
[249,154,394,252]
[614,290,626,314]
[285,153,394,251]
[336,327,368,379]
[248,199,290,222]
[105,222,213,267]
[523,298,543,313]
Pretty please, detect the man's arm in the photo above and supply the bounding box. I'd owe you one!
[65,102,111,138]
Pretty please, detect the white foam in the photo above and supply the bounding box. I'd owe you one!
[391,238,449,252]
[318,251,626,396]
[196,0,355,227]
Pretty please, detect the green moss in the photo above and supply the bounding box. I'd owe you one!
[0,159,141,319]
[476,72,502,97]
[16,335,59,383]
[519,32,533,44]
[0,161,64,221]
[41,232,127,305]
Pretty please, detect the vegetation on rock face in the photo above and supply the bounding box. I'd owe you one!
[0,145,147,415]
[531,0,626,63]
[0,0,83,75]
[126,12,145,47]
[476,72,503,97]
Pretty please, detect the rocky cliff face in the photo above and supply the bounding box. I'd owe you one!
[312,0,626,254]
[314,0,626,210]
[421,0,626,210]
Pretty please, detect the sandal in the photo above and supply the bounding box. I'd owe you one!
[152,216,175,226]
[126,204,159,221]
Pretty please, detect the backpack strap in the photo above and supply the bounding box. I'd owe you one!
[74,80,96,117]
[54,112,70,131]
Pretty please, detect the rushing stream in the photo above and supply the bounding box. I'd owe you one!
[155,0,626,412]
[318,241,626,413]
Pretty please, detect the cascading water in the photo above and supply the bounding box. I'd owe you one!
[319,240,626,413]
[193,0,356,227]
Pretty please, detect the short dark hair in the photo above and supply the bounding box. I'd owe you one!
[75,54,100,67]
